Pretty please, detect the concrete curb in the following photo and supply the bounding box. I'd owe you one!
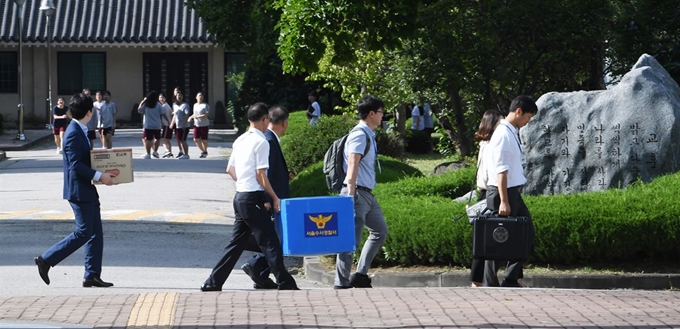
[0,131,53,152]
[304,256,680,289]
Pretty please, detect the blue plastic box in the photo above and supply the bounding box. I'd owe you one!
[276,196,356,256]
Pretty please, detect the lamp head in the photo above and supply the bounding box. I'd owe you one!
[39,0,55,16]
[14,0,26,6]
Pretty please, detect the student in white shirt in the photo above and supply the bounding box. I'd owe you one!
[483,95,538,287]
[200,103,298,292]
[307,91,321,125]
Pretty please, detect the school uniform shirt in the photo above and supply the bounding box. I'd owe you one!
[193,103,210,127]
[476,141,490,190]
[173,102,190,128]
[228,128,269,192]
[161,102,173,126]
[52,106,68,127]
[97,101,116,128]
[310,101,321,124]
[411,106,424,130]
[486,120,526,188]
[139,102,164,130]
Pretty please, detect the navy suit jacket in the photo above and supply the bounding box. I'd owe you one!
[265,129,289,202]
[62,120,99,202]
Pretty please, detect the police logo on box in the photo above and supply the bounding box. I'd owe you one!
[492,227,509,243]
[304,212,339,237]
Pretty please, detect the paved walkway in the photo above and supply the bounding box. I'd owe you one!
[3,130,680,328]
[1,288,680,328]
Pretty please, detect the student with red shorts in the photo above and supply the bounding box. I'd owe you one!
[137,91,170,159]
[188,92,210,158]
[170,93,191,159]
[52,97,70,154]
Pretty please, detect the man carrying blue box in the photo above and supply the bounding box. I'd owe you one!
[200,103,298,291]
[240,105,291,290]
[334,95,389,289]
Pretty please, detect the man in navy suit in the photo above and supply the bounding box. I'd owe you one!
[241,105,291,289]
[34,93,118,288]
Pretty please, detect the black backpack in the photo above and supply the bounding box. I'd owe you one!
[323,127,371,191]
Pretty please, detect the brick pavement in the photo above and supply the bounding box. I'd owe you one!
[1,288,680,328]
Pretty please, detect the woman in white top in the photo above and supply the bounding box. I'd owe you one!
[470,109,504,287]
[188,92,210,158]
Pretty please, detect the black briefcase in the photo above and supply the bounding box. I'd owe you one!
[472,216,530,261]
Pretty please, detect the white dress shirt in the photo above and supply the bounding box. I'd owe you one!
[486,120,526,188]
[227,128,269,192]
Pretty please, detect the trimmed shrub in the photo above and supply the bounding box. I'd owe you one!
[290,155,424,197]
[281,115,357,175]
[369,171,680,267]
[283,110,312,141]
[406,129,433,154]
[375,129,405,160]
[282,113,408,175]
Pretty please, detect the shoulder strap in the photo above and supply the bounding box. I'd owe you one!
[350,126,371,158]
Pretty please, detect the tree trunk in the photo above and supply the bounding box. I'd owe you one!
[395,103,406,137]
[451,87,472,156]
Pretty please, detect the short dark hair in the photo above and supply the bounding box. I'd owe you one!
[247,102,269,122]
[269,105,289,124]
[104,90,111,97]
[69,94,94,120]
[475,109,503,141]
[509,95,538,115]
[357,95,385,120]
[309,90,318,98]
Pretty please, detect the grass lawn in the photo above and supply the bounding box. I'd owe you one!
[403,152,463,175]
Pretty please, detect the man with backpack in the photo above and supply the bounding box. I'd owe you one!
[333,95,388,289]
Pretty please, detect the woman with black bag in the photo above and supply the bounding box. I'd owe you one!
[469,109,503,287]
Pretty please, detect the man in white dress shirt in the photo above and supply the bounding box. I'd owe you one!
[200,103,298,291]
[483,95,537,287]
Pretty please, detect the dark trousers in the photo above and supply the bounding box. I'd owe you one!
[483,186,534,287]
[42,200,103,279]
[244,212,281,280]
[205,192,295,288]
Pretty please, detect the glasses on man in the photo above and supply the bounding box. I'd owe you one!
[375,110,384,114]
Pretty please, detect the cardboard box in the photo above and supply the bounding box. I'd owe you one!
[90,148,134,184]
[276,196,355,256]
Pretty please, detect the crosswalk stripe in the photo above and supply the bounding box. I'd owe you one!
[168,212,224,223]
[0,210,38,219]
[104,210,167,220]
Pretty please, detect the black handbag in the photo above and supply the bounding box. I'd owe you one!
[472,215,531,261]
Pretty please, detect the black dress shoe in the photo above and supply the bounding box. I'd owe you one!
[34,256,51,285]
[278,285,300,290]
[253,278,278,290]
[83,277,114,288]
[333,285,352,289]
[200,283,222,292]
[241,263,277,289]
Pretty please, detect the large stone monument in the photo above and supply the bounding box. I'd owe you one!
[520,54,680,195]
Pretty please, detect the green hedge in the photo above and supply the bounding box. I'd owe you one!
[282,114,406,175]
[370,171,680,267]
[290,155,424,197]
[282,114,358,175]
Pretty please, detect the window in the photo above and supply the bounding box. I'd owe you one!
[58,52,106,94]
[0,52,18,93]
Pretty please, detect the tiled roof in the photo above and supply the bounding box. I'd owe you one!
[0,0,213,46]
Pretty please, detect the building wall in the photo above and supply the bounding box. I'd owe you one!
[0,45,225,127]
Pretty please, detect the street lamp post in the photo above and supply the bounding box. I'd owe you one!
[40,0,55,130]
[14,0,25,141]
